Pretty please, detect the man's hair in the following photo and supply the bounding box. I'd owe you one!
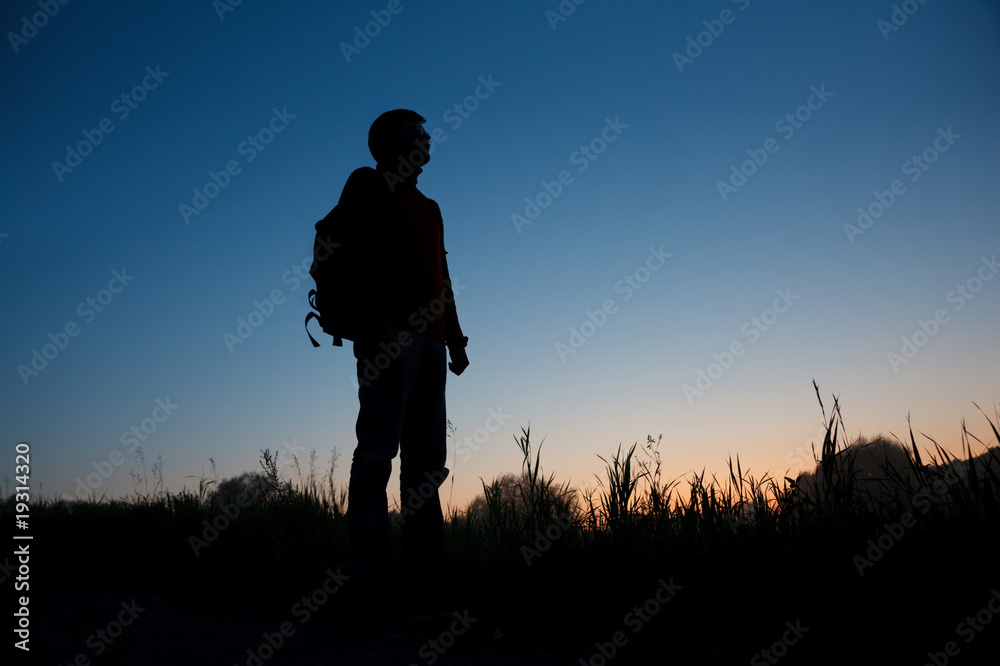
[368,109,427,165]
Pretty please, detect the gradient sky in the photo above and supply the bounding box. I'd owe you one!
[2,0,998,511]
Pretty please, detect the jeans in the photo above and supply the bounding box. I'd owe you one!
[347,324,451,584]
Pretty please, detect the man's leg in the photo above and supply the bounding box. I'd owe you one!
[397,331,451,582]
[347,326,421,585]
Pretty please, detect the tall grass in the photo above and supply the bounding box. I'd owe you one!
[21,387,998,568]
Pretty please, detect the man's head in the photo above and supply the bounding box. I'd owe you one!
[368,109,431,174]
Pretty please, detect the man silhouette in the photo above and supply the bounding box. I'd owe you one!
[343,109,469,613]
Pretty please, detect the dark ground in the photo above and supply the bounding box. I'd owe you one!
[10,537,1000,666]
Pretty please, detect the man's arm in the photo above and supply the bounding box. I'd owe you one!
[439,232,469,375]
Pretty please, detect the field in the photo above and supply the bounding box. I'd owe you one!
[8,388,1000,665]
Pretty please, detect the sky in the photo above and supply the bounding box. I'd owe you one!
[2,0,998,512]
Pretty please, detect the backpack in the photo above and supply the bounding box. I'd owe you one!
[304,207,345,347]
[304,168,388,347]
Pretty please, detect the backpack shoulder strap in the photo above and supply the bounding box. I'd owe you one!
[305,308,342,347]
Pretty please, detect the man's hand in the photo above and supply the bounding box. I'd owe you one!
[448,345,469,376]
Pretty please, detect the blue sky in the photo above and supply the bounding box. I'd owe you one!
[2,0,998,509]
